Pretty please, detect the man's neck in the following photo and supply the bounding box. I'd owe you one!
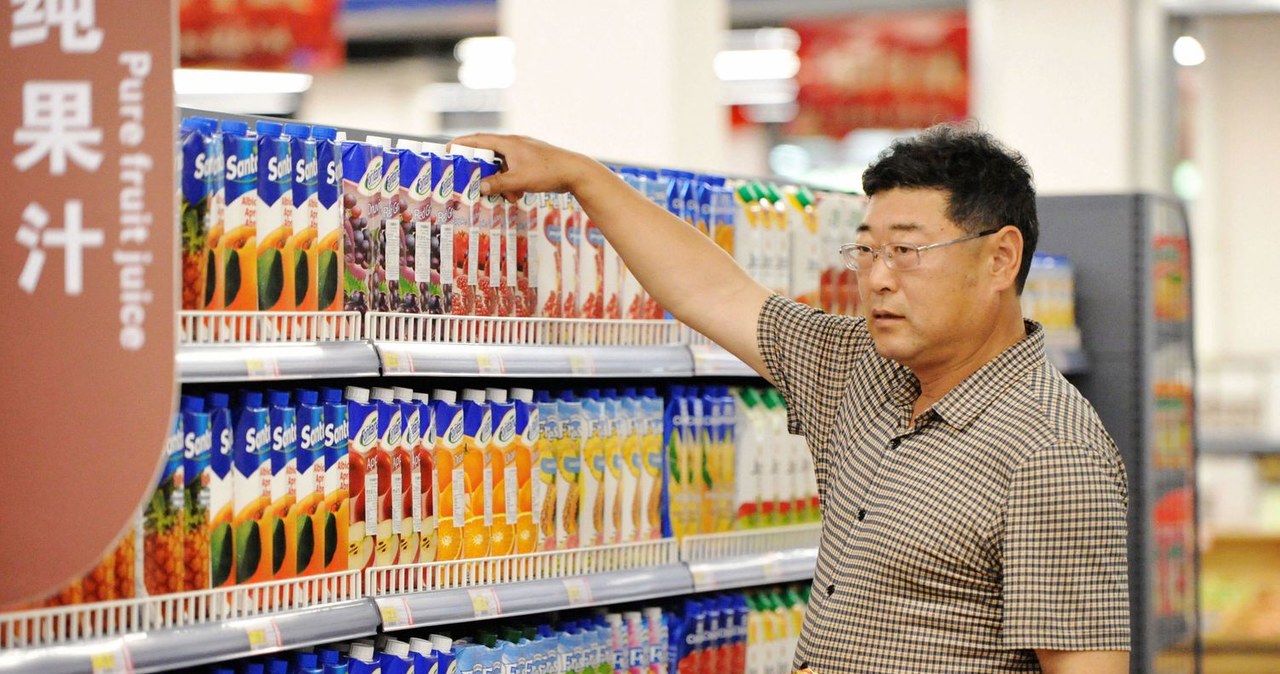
[910,312,1028,419]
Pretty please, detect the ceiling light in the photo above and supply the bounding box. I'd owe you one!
[714,48,801,82]
[1173,35,1206,66]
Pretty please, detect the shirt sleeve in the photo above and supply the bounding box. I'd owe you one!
[1001,442,1131,651]
[756,294,862,455]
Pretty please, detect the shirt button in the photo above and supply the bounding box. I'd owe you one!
[889,438,901,449]
[826,584,836,596]
[857,508,867,521]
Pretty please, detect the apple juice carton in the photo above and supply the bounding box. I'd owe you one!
[294,390,327,576]
[320,387,349,573]
[509,388,538,554]
[145,413,185,595]
[180,118,215,310]
[474,149,504,316]
[485,389,517,556]
[511,192,537,317]
[579,391,606,548]
[428,149,455,315]
[255,121,295,316]
[459,389,494,558]
[600,392,623,545]
[369,388,405,566]
[232,392,271,584]
[556,393,585,549]
[533,391,559,551]
[431,389,465,561]
[219,120,259,311]
[344,386,380,570]
[531,193,563,317]
[266,390,299,579]
[391,387,422,565]
[340,137,384,312]
[394,140,432,314]
[412,392,437,563]
[205,392,235,587]
[312,126,344,312]
[447,147,482,315]
[579,210,606,319]
[618,389,642,544]
[180,396,212,591]
[285,123,320,313]
[561,194,583,318]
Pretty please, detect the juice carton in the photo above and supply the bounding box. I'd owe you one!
[660,169,683,221]
[429,148,456,314]
[692,390,713,535]
[625,612,648,674]
[181,396,212,591]
[485,389,518,556]
[816,192,841,314]
[320,387,349,572]
[533,391,559,551]
[294,389,327,576]
[601,392,623,545]
[340,137,383,312]
[579,391,606,548]
[556,393,585,549]
[763,184,792,298]
[431,389,465,561]
[266,390,299,579]
[509,388,538,554]
[369,387,404,566]
[368,136,399,313]
[286,123,320,313]
[448,147,482,315]
[618,389,642,544]
[391,387,422,564]
[345,386,380,570]
[412,392,437,562]
[712,181,736,256]
[459,389,493,558]
[179,118,215,309]
[694,176,714,238]
[714,387,737,532]
[663,388,690,538]
[561,195,583,318]
[643,606,669,674]
[511,192,537,317]
[312,126,344,312]
[395,140,432,314]
[255,121,295,314]
[474,149,503,316]
[760,389,794,525]
[219,120,259,311]
[617,173,648,320]
[232,392,271,584]
[785,186,821,307]
[531,193,563,317]
[205,392,235,587]
[603,236,622,320]
[731,388,763,529]
[579,211,606,319]
[732,182,764,286]
[639,388,666,540]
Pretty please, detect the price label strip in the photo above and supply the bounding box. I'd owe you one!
[691,567,718,591]
[382,349,415,375]
[245,357,280,379]
[562,578,594,606]
[467,587,503,619]
[239,617,283,653]
[87,641,132,674]
[761,557,785,582]
[568,353,595,376]
[476,353,505,375]
[379,596,415,630]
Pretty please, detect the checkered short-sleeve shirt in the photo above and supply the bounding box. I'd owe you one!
[757,295,1130,674]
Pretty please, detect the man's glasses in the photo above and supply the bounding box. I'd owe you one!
[838,229,1001,271]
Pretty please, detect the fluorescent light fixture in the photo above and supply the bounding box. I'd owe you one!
[454,36,516,89]
[455,36,514,64]
[173,68,313,95]
[1173,35,1206,66]
[714,48,801,81]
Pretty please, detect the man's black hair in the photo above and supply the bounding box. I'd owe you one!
[862,123,1039,292]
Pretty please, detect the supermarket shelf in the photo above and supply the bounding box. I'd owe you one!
[375,343,692,378]
[178,342,383,383]
[1201,433,1280,455]
[686,548,818,592]
[690,344,761,378]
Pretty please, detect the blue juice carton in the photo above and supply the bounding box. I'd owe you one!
[181,396,212,590]
[233,392,272,584]
[286,123,321,312]
[295,389,327,576]
[266,390,299,579]
[205,392,236,588]
[321,387,350,573]
[312,126,344,312]
[255,121,295,313]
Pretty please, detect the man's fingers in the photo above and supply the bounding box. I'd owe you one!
[450,133,512,157]
[480,172,520,199]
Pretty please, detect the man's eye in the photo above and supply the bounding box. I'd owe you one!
[888,244,915,256]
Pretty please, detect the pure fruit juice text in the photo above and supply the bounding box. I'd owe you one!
[556,395,585,549]
[509,388,537,554]
[320,387,349,572]
[220,121,259,311]
[286,124,320,312]
[460,390,493,558]
[369,387,403,566]
[413,392,437,562]
[266,390,299,579]
[392,387,423,564]
[432,390,465,561]
[340,139,383,312]
[295,389,327,576]
[255,121,295,313]
[312,126,344,312]
[204,392,235,587]
[232,392,272,584]
[181,396,212,590]
[345,387,379,570]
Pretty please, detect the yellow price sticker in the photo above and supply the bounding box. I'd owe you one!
[379,597,414,629]
[692,567,718,590]
[88,643,131,674]
[568,353,594,375]
[562,578,594,606]
[476,353,504,375]
[241,618,282,652]
[245,357,279,379]
[762,558,785,581]
[383,350,414,374]
[467,587,502,619]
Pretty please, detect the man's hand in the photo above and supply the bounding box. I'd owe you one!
[449,133,594,202]
[1035,649,1128,674]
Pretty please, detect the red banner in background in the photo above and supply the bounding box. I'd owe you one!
[788,11,968,138]
[180,0,343,70]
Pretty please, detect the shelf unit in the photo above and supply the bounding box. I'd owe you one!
[177,311,380,383]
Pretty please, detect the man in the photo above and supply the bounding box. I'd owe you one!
[453,124,1130,674]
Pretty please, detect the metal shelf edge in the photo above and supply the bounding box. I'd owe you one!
[690,345,761,378]
[375,343,694,378]
[687,548,818,593]
[177,342,382,383]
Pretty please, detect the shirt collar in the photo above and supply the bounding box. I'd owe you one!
[926,320,1047,430]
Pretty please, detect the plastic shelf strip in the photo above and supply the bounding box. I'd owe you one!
[177,341,383,383]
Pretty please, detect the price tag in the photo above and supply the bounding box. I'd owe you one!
[761,558,785,581]
[692,567,718,590]
[382,350,414,374]
[468,587,503,619]
[476,353,504,375]
[245,357,280,379]
[568,353,595,375]
[87,641,132,674]
[562,578,594,606]
[379,597,414,629]
[240,618,283,652]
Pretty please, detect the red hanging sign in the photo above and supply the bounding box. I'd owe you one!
[179,0,343,71]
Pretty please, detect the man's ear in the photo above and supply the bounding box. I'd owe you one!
[990,225,1023,292]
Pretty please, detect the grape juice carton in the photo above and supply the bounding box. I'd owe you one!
[255,121,295,315]
[618,390,642,544]
[340,138,384,312]
[232,392,272,584]
[391,387,422,565]
[556,393,585,549]
[205,392,236,587]
[447,148,482,315]
[511,191,537,317]
[219,120,259,311]
[312,126,344,312]
[579,392,605,548]
[534,391,560,551]
[509,388,538,554]
[320,387,349,573]
[429,149,456,315]
[286,123,320,313]
[181,396,211,590]
[368,136,399,314]
[395,140,433,314]
[295,390,327,577]
[642,388,669,539]
[369,387,404,566]
[431,389,465,561]
[474,149,503,317]
[345,387,380,570]
[601,392,623,545]
[579,211,606,319]
[412,392,437,563]
[485,389,517,557]
[179,118,215,310]
[532,192,563,318]
[266,390,299,579]
[561,195,583,318]
[460,389,493,558]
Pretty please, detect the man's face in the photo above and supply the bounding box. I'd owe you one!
[856,187,999,372]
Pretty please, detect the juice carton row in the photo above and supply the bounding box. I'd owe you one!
[668,586,810,674]
[1020,253,1078,332]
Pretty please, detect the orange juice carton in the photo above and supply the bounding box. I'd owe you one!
[762,184,792,298]
[599,391,624,545]
[431,389,466,561]
[312,126,344,312]
[180,395,212,590]
[392,387,423,564]
[393,140,432,314]
[531,193,563,317]
[556,393,585,549]
[712,387,737,532]
[320,387,349,572]
[509,388,538,554]
[255,121,295,314]
[218,120,259,311]
[179,118,216,310]
[428,149,456,315]
[784,186,820,307]
[413,392,438,563]
[639,388,666,540]
[369,387,405,566]
[266,390,299,579]
[369,136,400,313]
[474,149,503,316]
[204,392,235,586]
[731,388,764,529]
[285,124,320,313]
[579,212,606,319]
[460,389,494,558]
[232,392,272,584]
[579,391,606,547]
[561,195,583,318]
[694,176,714,238]
[340,136,384,312]
[760,390,794,525]
[694,390,715,535]
[511,192,537,317]
[533,391,559,551]
[731,181,764,287]
[618,389,643,543]
[712,180,736,256]
[344,386,380,570]
[485,389,517,556]
[294,389,327,576]
[445,147,481,315]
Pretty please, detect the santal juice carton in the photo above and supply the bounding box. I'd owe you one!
[232,392,271,584]
[320,387,349,572]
